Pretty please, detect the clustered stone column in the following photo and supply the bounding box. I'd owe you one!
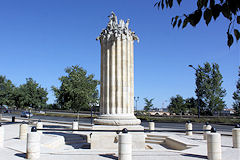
[94,12,140,126]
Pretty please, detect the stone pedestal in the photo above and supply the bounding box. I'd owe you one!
[91,125,145,150]
[94,115,140,126]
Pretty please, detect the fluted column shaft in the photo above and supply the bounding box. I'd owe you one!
[100,36,134,115]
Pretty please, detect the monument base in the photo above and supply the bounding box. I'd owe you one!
[90,125,145,150]
[93,114,141,126]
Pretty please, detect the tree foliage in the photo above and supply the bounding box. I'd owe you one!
[52,65,99,112]
[195,62,226,115]
[143,98,154,111]
[167,96,198,115]
[155,0,240,47]
[18,78,48,109]
[233,67,240,116]
[168,95,186,115]
[185,97,198,115]
[11,87,25,109]
[0,76,48,110]
[0,75,15,106]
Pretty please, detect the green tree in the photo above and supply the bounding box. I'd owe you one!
[52,65,99,112]
[19,78,48,110]
[195,62,226,115]
[168,95,186,115]
[0,75,15,106]
[154,0,240,47]
[11,87,25,109]
[185,97,198,115]
[143,98,154,111]
[233,67,240,116]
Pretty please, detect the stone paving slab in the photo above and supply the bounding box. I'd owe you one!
[1,118,240,160]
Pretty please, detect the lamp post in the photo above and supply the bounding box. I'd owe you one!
[188,65,200,118]
[90,102,95,125]
[134,96,139,111]
[91,104,93,125]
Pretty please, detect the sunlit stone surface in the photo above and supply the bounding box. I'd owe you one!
[94,12,140,126]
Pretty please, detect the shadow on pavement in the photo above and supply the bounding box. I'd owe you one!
[181,153,207,159]
[99,153,118,160]
[15,153,26,159]
[43,125,70,129]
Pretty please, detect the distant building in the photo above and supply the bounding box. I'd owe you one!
[213,108,235,116]
[148,108,170,116]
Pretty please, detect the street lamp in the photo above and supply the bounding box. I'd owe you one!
[134,96,139,111]
[91,104,93,125]
[188,65,197,70]
[90,102,96,125]
[188,64,200,118]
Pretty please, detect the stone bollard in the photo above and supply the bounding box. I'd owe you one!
[26,127,40,160]
[72,120,78,133]
[0,123,4,148]
[118,128,132,160]
[36,120,43,135]
[19,122,28,140]
[207,127,221,160]
[149,121,155,131]
[0,114,2,120]
[232,124,240,148]
[185,121,192,136]
[203,122,212,140]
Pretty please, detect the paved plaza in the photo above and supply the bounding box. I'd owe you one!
[0,117,240,160]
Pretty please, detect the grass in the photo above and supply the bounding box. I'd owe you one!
[33,112,97,119]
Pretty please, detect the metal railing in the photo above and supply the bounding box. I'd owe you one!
[32,127,214,133]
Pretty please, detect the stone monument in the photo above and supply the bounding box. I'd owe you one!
[91,12,145,150]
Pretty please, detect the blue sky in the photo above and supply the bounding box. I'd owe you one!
[0,0,239,110]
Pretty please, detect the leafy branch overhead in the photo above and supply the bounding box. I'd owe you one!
[155,0,240,47]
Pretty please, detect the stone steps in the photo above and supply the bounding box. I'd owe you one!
[145,137,165,141]
[64,134,86,145]
[146,134,168,138]
[145,140,164,144]
[145,134,166,144]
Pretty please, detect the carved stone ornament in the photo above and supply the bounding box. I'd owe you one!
[97,11,139,42]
